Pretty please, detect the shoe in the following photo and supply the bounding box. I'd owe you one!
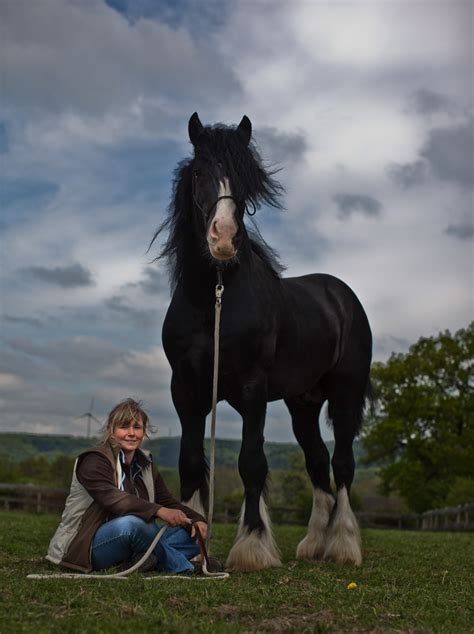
[202,557,225,573]
[177,558,225,576]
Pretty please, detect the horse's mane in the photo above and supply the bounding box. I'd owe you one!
[247,227,286,278]
[150,123,285,286]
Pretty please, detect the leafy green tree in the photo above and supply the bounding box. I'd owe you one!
[0,459,21,483]
[363,323,474,512]
[269,451,364,522]
[445,477,474,506]
[16,456,51,484]
[268,451,312,523]
[280,452,313,507]
[50,455,76,488]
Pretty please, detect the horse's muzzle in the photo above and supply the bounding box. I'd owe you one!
[208,240,237,261]
[207,214,239,260]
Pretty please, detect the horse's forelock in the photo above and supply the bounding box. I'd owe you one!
[193,124,284,211]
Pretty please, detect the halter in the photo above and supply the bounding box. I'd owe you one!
[193,194,239,220]
[192,175,256,220]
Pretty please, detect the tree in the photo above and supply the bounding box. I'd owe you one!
[362,323,474,512]
[269,451,363,522]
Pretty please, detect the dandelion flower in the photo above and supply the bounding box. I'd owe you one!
[347,582,358,590]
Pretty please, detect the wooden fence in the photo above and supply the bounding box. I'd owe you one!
[1,483,473,532]
[356,511,422,530]
[0,483,68,513]
[420,504,474,531]
[216,502,474,531]
[356,505,474,531]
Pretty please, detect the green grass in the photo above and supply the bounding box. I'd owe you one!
[0,512,472,633]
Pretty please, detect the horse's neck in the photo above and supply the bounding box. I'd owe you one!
[179,252,221,300]
[178,248,252,306]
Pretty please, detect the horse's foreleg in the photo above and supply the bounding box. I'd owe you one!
[179,421,208,516]
[226,400,281,571]
[299,487,335,559]
[172,375,209,517]
[285,398,334,560]
[323,398,363,566]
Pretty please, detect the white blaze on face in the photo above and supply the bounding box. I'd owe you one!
[207,177,238,260]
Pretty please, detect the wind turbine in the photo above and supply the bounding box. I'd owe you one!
[77,397,101,439]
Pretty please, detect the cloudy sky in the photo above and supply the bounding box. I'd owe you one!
[1,0,472,443]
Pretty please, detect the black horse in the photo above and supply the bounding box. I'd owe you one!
[152,113,372,570]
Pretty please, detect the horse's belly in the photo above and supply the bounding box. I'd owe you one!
[266,362,327,402]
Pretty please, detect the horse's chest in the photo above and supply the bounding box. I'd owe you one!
[163,299,268,369]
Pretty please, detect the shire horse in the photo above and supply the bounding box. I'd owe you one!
[152,113,372,571]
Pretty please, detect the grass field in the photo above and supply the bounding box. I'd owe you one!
[0,511,472,633]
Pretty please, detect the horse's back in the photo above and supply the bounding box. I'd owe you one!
[281,272,370,334]
[283,272,363,302]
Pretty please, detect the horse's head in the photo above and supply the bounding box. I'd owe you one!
[150,114,283,283]
[188,112,253,262]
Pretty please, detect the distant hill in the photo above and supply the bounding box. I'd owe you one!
[0,432,368,470]
[0,433,93,463]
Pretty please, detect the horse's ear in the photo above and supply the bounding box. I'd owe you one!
[189,112,204,146]
[237,115,252,146]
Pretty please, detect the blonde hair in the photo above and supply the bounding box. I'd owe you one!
[99,398,152,445]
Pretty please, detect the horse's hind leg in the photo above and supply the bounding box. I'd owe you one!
[324,388,364,566]
[285,397,335,560]
[226,393,281,571]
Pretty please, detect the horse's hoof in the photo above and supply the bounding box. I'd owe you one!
[324,535,362,566]
[323,487,362,566]
[226,529,282,571]
[296,534,325,560]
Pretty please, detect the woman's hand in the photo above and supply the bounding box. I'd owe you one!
[156,507,190,527]
[191,521,208,542]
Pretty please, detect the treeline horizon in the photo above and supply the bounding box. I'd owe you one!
[0,431,358,470]
[0,433,377,517]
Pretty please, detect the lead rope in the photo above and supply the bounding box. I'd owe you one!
[206,269,224,555]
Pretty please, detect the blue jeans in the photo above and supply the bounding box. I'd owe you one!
[91,515,200,573]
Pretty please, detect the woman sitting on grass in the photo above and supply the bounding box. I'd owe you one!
[46,398,207,574]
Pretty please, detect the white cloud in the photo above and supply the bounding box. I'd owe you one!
[98,346,170,384]
[1,0,241,117]
[291,2,471,70]
[0,372,26,392]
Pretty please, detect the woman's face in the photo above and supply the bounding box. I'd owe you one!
[112,417,145,457]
